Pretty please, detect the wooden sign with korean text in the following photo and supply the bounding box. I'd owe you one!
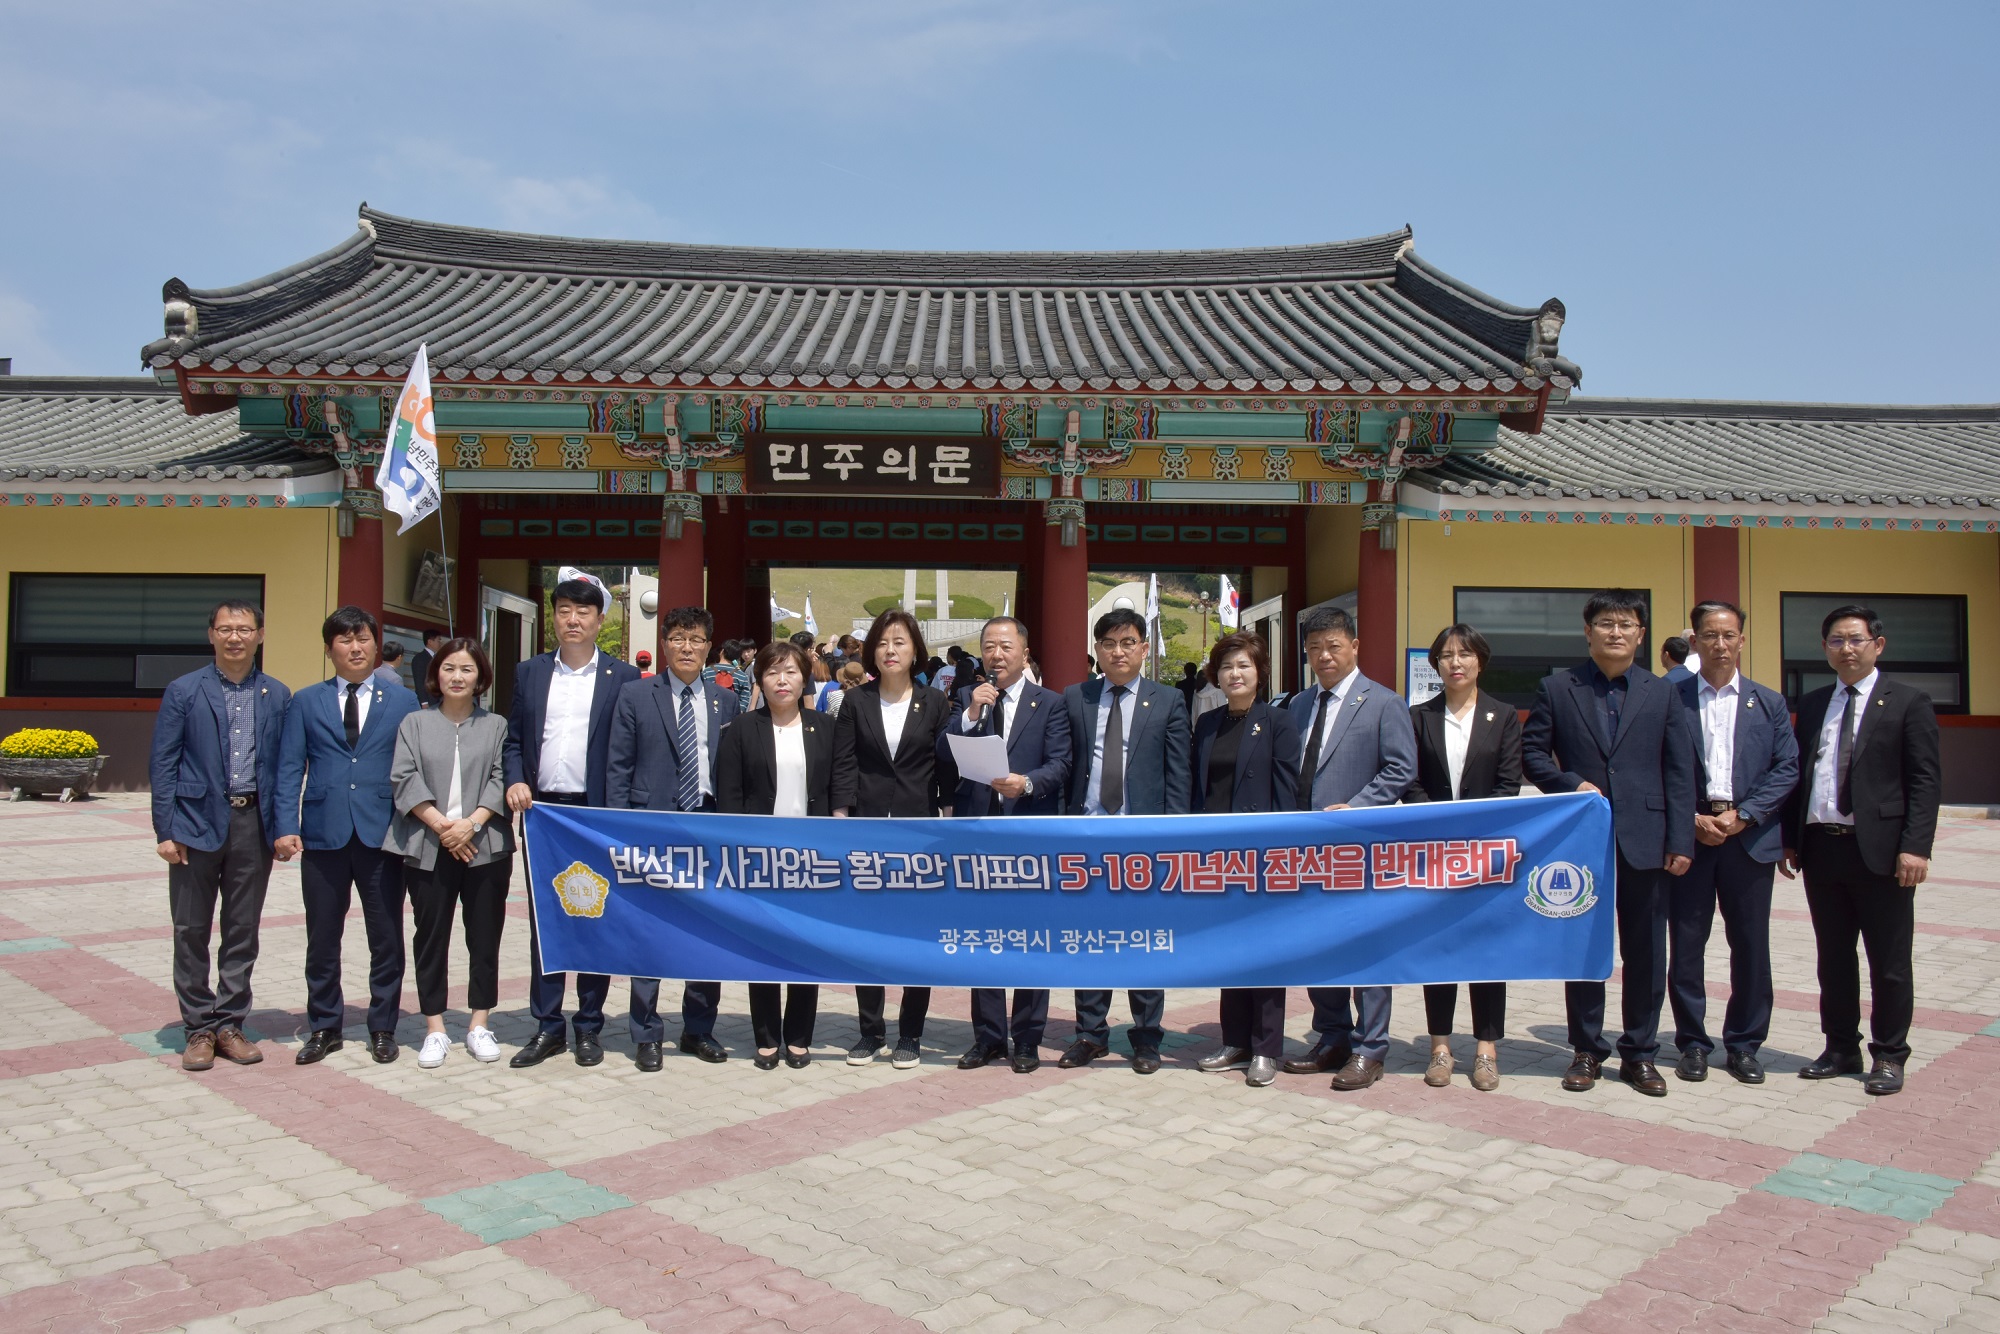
[744,434,1000,497]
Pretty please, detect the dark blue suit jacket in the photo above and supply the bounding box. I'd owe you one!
[606,673,740,810]
[502,651,641,806]
[274,676,419,849]
[1191,700,1300,813]
[1523,661,1696,868]
[149,666,292,852]
[943,678,1072,816]
[1062,676,1191,815]
[1675,673,1799,864]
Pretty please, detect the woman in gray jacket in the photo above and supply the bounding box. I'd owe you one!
[386,639,513,1069]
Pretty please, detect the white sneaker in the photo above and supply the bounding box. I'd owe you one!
[418,1032,451,1068]
[466,1027,500,1062]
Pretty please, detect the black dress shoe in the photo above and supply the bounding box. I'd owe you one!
[1281,1041,1351,1076]
[679,1033,728,1063]
[1620,1061,1668,1097]
[295,1030,344,1065]
[1130,1045,1161,1075]
[1864,1059,1905,1096]
[1725,1051,1765,1084]
[1561,1052,1602,1092]
[784,1048,811,1069]
[753,1050,781,1070]
[1057,1039,1107,1069]
[1675,1048,1709,1082]
[957,1045,1007,1071]
[509,1032,568,1068]
[1011,1049,1040,1074]
[574,1033,604,1066]
[1799,1050,1865,1080]
[368,1031,398,1063]
[635,1041,663,1072]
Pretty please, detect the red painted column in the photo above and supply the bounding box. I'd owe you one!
[1691,527,1741,607]
[1357,494,1397,689]
[338,486,386,631]
[1040,500,1089,692]
[1016,501,1045,652]
[656,495,706,628]
[744,564,773,647]
[705,498,746,639]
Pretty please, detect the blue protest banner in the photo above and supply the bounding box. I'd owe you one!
[522,792,1616,988]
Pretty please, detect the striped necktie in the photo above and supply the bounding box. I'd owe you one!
[675,682,702,812]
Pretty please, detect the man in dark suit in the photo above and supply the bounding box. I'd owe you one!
[1524,589,1696,1097]
[150,599,292,1072]
[1058,609,1190,1075]
[273,606,420,1066]
[1661,636,1695,684]
[502,570,642,1069]
[1668,601,1799,1086]
[607,605,740,1071]
[1279,605,1417,1091]
[944,616,1073,1075]
[1782,604,1941,1096]
[409,629,445,708]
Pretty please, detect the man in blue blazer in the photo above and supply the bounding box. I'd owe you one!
[1524,588,1697,1097]
[943,616,1073,1074]
[1059,608,1190,1075]
[502,571,642,1069]
[606,605,740,1071]
[1280,606,1417,1091]
[1668,600,1799,1086]
[273,606,420,1066]
[150,599,292,1072]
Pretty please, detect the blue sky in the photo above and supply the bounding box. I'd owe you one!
[2,2,1994,402]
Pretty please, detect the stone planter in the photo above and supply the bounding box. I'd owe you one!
[1,755,106,802]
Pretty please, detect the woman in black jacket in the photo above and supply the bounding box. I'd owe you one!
[716,639,835,1069]
[1405,622,1523,1091]
[1188,633,1300,1088]
[830,609,957,1068]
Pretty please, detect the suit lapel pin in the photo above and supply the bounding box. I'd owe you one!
[1746,698,1756,709]
[1143,700,1151,707]
[1252,723,1262,735]
[1484,712,1494,722]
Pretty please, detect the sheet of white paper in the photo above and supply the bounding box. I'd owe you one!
[946,731,1012,785]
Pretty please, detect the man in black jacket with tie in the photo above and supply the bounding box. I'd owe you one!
[1782,604,1941,1096]
[1523,589,1696,1098]
[943,617,1072,1074]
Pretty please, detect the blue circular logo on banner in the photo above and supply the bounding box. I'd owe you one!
[1525,862,1597,918]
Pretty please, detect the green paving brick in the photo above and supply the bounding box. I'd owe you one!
[424,1170,633,1244]
[1758,1152,1961,1223]
[0,936,68,955]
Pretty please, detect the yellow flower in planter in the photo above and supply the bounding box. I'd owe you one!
[0,728,101,759]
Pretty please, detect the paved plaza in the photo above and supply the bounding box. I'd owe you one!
[1,796,1998,1332]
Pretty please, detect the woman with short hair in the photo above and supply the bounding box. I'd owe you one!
[1405,622,1522,1091]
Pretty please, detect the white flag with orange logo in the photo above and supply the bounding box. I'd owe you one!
[375,343,440,534]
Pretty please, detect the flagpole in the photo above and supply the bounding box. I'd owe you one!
[439,504,454,636]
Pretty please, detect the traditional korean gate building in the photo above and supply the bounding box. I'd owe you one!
[2,207,1996,798]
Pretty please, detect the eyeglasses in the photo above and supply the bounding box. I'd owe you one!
[1590,620,1643,634]
[664,636,710,648]
[1096,638,1144,652]
[1824,636,1877,650]
[212,628,259,639]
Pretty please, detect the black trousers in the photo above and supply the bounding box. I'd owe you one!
[855,986,931,1045]
[410,854,511,1016]
[168,803,272,1034]
[1668,836,1775,1055]
[527,791,661,1040]
[681,981,724,1037]
[1073,989,1164,1049]
[1802,826,1915,1063]
[301,837,406,1034]
[1566,856,1670,1062]
[1219,987,1285,1058]
[1423,983,1505,1042]
[970,989,1050,1052]
[749,984,819,1049]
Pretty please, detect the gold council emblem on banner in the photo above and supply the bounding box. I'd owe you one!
[552,861,610,918]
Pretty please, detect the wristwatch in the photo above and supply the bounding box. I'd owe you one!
[1021,776,1035,796]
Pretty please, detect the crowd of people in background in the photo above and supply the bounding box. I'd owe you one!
[149,574,1941,1100]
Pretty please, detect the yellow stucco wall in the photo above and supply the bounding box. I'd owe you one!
[1305,505,1362,604]
[1743,528,2000,712]
[0,504,340,691]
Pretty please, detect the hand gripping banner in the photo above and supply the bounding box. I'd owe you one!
[523,793,1616,988]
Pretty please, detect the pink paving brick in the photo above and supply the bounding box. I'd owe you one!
[1930,1181,2000,1238]
[0,1204,481,1334]
[1809,1034,2000,1179]
[1556,1190,1912,1333]
[0,1036,143,1079]
[0,944,179,1033]
[504,1209,931,1332]
[1772,905,2000,944]
[196,1056,550,1198]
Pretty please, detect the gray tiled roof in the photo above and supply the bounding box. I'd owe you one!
[1416,398,2000,509]
[0,377,332,482]
[142,207,1578,392]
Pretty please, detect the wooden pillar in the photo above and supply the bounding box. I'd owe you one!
[1040,500,1089,692]
[1691,527,1740,609]
[656,495,705,634]
[338,486,386,631]
[454,500,481,644]
[1357,494,1397,689]
[1016,502,1045,654]
[706,498,746,641]
[744,564,772,646]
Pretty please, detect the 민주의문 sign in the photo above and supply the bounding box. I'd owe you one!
[522,793,1617,988]
[744,433,1001,497]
